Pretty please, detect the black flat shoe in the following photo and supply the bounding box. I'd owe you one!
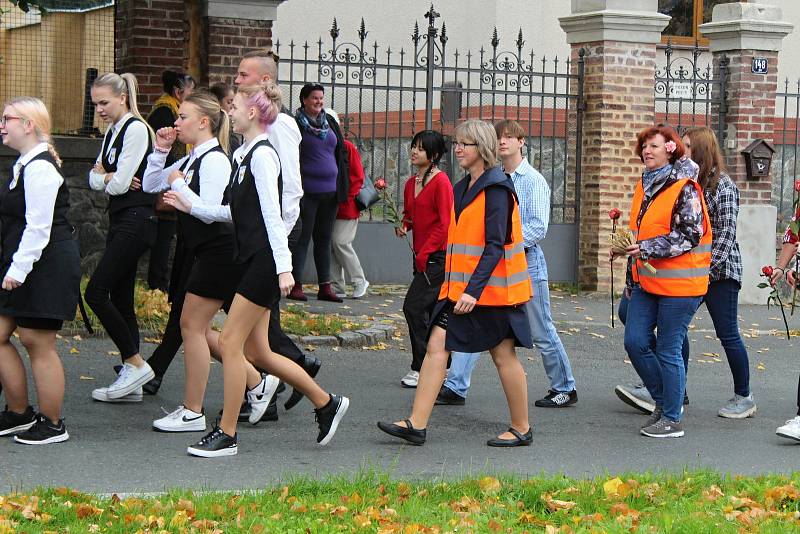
[486,427,532,447]
[377,419,426,445]
[285,357,322,410]
[143,375,163,395]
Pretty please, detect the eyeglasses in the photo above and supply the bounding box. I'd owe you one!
[0,115,24,126]
[453,141,477,150]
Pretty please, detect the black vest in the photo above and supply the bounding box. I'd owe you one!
[101,116,155,213]
[228,139,283,262]
[177,146,234,251]
[0,151,73,266]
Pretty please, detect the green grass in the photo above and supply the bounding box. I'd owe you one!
[2,472,800,533]
[64,280,365,338]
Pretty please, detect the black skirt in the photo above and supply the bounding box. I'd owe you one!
[184,236,243,302]
[233,247,280,310]
[0,239,81,322]
[430,298,533,353]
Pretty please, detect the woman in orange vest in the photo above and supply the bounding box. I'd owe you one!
[378,119,533,447]
[614,125,711,439]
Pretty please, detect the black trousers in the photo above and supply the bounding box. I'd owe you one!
[292,191,338,284]
[272,221,304,364]
[85,207,156,360]
[147,216,176,291]
[146,239,192,378]
[401,251,445,372]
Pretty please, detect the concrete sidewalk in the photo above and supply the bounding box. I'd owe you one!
[1,288,798,494]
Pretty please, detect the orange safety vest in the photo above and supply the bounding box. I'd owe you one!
[438,189,532,306]
[629,178,712,297]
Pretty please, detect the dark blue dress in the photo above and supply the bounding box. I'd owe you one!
[431,166,532,352]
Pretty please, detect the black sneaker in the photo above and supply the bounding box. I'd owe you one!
[0,405,36,436]
[187,426,237,457]
[14,413,69,445]
[534,390,578,408]
[143,375,163,396]
[219,399,279,424]
[315,394,349,445]
[435,385,466,406]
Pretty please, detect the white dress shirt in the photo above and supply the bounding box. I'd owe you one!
[142,137,231,222]
[5,143,64,284]
[88,112,150,195]
[190,134,292,274]
[268,113,303,233]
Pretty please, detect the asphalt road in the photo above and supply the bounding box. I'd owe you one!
[1,289,798,493]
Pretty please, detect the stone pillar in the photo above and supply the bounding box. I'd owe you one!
[700,3,793,304]
[203,0,284,86]
[559,0,669,292]
[114,0,188,109]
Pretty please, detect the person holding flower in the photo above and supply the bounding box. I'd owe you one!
[769,187,800,442]
[395,130,453,388]
[613,124,710,439]
[377,119,533,447]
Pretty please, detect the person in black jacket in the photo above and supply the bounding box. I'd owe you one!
[146,69,195,292]
[288,83,349,303]
[86,72,158,403]
[0,97,81,444]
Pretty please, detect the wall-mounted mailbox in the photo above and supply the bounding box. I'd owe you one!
[740,139,776,180]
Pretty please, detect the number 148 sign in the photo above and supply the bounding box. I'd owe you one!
[752,57,768,74]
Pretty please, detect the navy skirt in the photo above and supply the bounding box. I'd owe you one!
[430,298,532,353]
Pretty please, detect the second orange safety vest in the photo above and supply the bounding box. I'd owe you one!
[629,178,712,297]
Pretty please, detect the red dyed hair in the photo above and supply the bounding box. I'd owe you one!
[635,125,685,164]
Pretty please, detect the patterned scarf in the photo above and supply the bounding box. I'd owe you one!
[641,163,674,200]
[295,108,329,139]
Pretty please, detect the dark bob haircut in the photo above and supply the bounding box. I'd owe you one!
[299,83,325,105]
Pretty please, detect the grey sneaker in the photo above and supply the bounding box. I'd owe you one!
[718,394,757,419]
[615,383,655,414]
[641,406,663,429]
[641,418,684,438]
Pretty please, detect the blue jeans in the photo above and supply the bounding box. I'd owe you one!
[618,292,690,372]
[623,286,702,422]
[443,246,576,398]
[703,279,750,397]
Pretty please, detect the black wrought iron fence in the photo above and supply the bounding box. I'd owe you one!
[275,5,584,225]
[655,41,728,141]
[775,81,800,226]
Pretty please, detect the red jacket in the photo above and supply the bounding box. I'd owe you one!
[402,170,453,272]
[337,140,365,220]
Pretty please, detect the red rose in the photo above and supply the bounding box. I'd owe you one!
[795,180,800,192]
[608,208,621,220]
[762,265,774,277]
[374,178,387,191]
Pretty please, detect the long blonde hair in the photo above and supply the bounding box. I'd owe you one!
[5,96,62,166]
[184,91,231,155]
[93,72,156,144]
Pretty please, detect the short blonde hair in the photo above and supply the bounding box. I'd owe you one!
[454,119,498,168]
[5,96,61,165]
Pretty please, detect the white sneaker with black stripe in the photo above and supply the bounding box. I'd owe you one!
[246,374,280,425]
[153,405,206,432]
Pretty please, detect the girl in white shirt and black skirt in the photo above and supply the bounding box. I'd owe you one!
[143,91,278,434]
[86,73,158,404]
[165,83,349,457]
[0,97,81,444]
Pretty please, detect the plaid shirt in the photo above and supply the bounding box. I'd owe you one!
[705,172,743,283]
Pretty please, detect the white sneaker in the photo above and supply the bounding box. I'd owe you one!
[401,370,419,388]
[153,405,206,432]
[246,374,280,425]
[353,280,370,299]
[776,416,800,442]
[106,362,155,399]
[91,386,143,403]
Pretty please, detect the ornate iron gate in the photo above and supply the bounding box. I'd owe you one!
[275,5,585,280]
